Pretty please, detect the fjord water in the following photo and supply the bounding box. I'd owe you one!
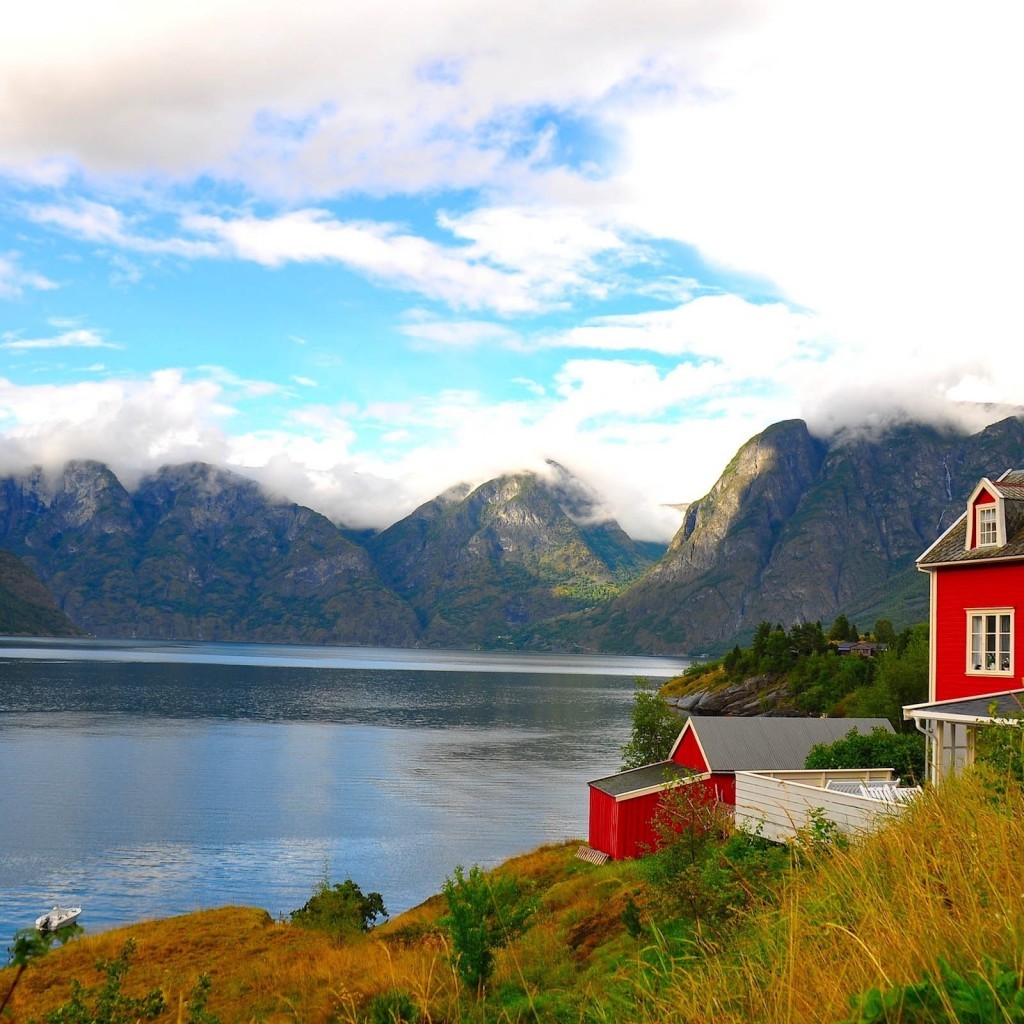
[0,639,686,940]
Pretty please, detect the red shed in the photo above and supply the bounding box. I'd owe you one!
[588,715,893,860]
[905,470,1024,781]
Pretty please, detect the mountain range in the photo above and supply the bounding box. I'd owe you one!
[1,415,1022,654]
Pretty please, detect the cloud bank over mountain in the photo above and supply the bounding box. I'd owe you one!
[2,1,1022,540]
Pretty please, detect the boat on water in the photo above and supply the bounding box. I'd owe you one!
[35,906,82,932]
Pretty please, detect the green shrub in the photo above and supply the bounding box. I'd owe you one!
[620,679,681,770]
[804,727,925,784]
[842,956,1024,1023]
[367,989,419,1024]
[290,876,387,940]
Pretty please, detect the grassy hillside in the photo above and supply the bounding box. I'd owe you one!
[5,769,1024,1023]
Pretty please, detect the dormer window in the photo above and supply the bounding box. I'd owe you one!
[978,505,998,546]
[964,479,1006,550]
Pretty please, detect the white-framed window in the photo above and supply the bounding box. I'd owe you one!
[977,505,998,546]
[967,609,1013,674]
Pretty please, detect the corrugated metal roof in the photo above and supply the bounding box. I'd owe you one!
[687,716,894,772]
[588,760,694,797]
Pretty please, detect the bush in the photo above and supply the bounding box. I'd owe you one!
[290,876,387,939]
[367,989,419,1024]
[841,957,1024,1023]
[804,726,925,784]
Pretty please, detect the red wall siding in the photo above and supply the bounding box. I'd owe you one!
[934,562,1024,701]
[588,787,616,858]
[611,790,667,859]
[671,727,709,772]
[710,772,735,805]
[589,776,731,861]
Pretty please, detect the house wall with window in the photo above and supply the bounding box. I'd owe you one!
[907,469,1024,783]
[932,561,1024,702]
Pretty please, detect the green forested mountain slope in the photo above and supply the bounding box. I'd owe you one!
[369,469,659,647]
[0,549,84,636]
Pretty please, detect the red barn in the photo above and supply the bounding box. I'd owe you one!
[905,470,1024,781]
[588,715,893,860]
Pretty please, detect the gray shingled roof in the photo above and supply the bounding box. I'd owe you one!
[920,470,1024,566]
[904,689,1024,723]
[684,716,894,772]
[589,760,694,797]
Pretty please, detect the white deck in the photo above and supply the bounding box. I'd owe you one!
[734,768,919,843]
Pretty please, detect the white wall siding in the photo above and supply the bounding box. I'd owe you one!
[734,769,912,843]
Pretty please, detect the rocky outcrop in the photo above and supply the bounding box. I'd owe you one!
[667,675,791,716]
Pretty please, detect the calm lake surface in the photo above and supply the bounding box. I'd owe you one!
[0,639,687,940]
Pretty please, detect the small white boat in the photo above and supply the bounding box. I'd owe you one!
[35,906,82,932]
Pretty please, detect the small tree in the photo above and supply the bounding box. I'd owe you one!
[290,877,387,939]
[620,678,681,770]
[642,776,735,921]
[828,614,856,642]
[441,864,535,997]
[873,618,897,646]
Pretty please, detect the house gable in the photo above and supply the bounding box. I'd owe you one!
[668,719,710,772]
[919,469,1024,568]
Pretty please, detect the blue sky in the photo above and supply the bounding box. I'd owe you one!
[2,0,1022,539]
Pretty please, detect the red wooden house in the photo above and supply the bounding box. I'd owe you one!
[904,470,1024,781]
[588,715,892,860]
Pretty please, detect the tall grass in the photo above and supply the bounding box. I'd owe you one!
[632,770,1024,1023]
[7,783,1021,1024]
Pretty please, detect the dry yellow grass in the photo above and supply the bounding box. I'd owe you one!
[0,903,461,1023]
[10,778,1013,1024]
[645,770,1024,1024]
[0,842,615,1024]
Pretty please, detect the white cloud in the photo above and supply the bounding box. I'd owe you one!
[400,318,522,350]
[0,371,232,476]
[26,200,220,258]
[543,295,825,369]
[438,206,629,300]
[612,1,1024,428]
[0,0,750,194]
[0,253,57,299]
[1,327,117,351]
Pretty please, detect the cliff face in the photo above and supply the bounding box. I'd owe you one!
[587,416,1024,654]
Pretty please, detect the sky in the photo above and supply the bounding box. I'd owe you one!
[1,0,1023,541]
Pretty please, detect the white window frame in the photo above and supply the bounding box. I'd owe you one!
[976,505,999,546]
[966,608,1014,676]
